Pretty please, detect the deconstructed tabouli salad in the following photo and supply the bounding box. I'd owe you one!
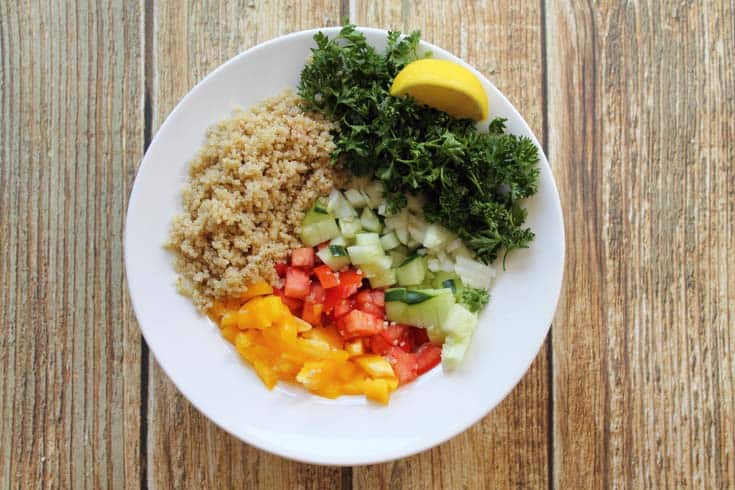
[166,25,540,404]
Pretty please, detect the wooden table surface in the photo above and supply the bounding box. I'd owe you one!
[2,0,734,488]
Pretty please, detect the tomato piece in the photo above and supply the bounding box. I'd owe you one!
[323,287,341,314]
[332,298,354,319]
[415,343,442,375]
[380,324,414,352]
[291,247,315,268]
[368,334,392,355]
[273,288,303,316]
[284,267,311,299]
[307,282,326,303]
[336,269,363,298]
[385,347,418,384]
[410,327,430,346]
[369,290,385,306]
[313,265,339,288]
[380,324,409,344]
[336,310,384,339]
[317,241,330,251]
[275,262,288,277]
[357,301,383,317]
[301,301,323,326]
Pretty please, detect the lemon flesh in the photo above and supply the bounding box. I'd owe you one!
[390,59,489,121]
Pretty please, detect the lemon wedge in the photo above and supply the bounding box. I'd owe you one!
[390,59,489,121]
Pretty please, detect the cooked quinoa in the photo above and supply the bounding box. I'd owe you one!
[166,91,346,312]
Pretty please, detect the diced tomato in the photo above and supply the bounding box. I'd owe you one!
[336,269,363,298]
[291,247,315,268]
[415,343,442,375]
[385,347,418,384]
[356,301,383,317]
[355,290,385,317]
[284,267,311,299]
[380,324,409,344]
[317,241,330,251]
[301,301,323,326]
[275,262,288,277]
[368,334,392,355]
[307,282,326,303]
[323,287,341,314]
[369,290,385,306]
[379,324,414,352]
[313,265,339,288]
[332,298,354,319]
[336,310,384,339]
[273,288,303,315]
[410,327,430,347]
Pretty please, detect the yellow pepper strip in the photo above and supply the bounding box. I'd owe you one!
[353,355,396,379]
[238,280,273,301]
[215,287,399,403]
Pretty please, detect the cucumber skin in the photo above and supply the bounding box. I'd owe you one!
[385,290,455,339]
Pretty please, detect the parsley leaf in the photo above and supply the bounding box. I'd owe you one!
[458,287,491,313]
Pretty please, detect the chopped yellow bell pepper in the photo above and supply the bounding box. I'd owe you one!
[238,280,273,301]
[215,285,400,403]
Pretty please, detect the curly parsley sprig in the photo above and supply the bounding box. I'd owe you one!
[298,24,540,264]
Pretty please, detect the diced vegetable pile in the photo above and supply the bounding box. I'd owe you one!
[298,180,494,369]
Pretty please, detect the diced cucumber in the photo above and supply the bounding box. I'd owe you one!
[317,246,350,271]
[385,287,451,304]
[389,250,407,268]
[368,269,397,288]
[442,335,471,370]
[328,244,347,256]
[354,232,381,246]
[422,224,454,249]
[408,224,425,244]
[454,256,495,290]
[301,219,340,246]
[451,244,474,259]
[385,288,455,340]
[396,255,426,286]
[313,198,329,214]
[359,256,394,277]
[427,258,441,272]
[344,188,369,208]
[441,304,478,369]
[330,236,347,247]
[431,272,463,294]
[363,181,384,207]
[360,207,383,233]
[302,208,333,226]
[326,190,358,220]
[338,217,362,238]
[347,244,385,265]
[379,232,400,251]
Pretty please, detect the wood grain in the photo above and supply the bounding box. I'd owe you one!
[0,0,144,488]
[147,1,346,488]
[352,2,551,488]
[547,0,735,488]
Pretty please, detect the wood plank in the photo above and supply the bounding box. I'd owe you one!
[147,1,346,487]
[0,0,144,488]
[547,0,735,487]
[352,2,550,488]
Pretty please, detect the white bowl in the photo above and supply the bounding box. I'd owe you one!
[125,27,564,465]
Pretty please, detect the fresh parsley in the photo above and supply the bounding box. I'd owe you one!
[458,287,490,313]
[298,24,540,264]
